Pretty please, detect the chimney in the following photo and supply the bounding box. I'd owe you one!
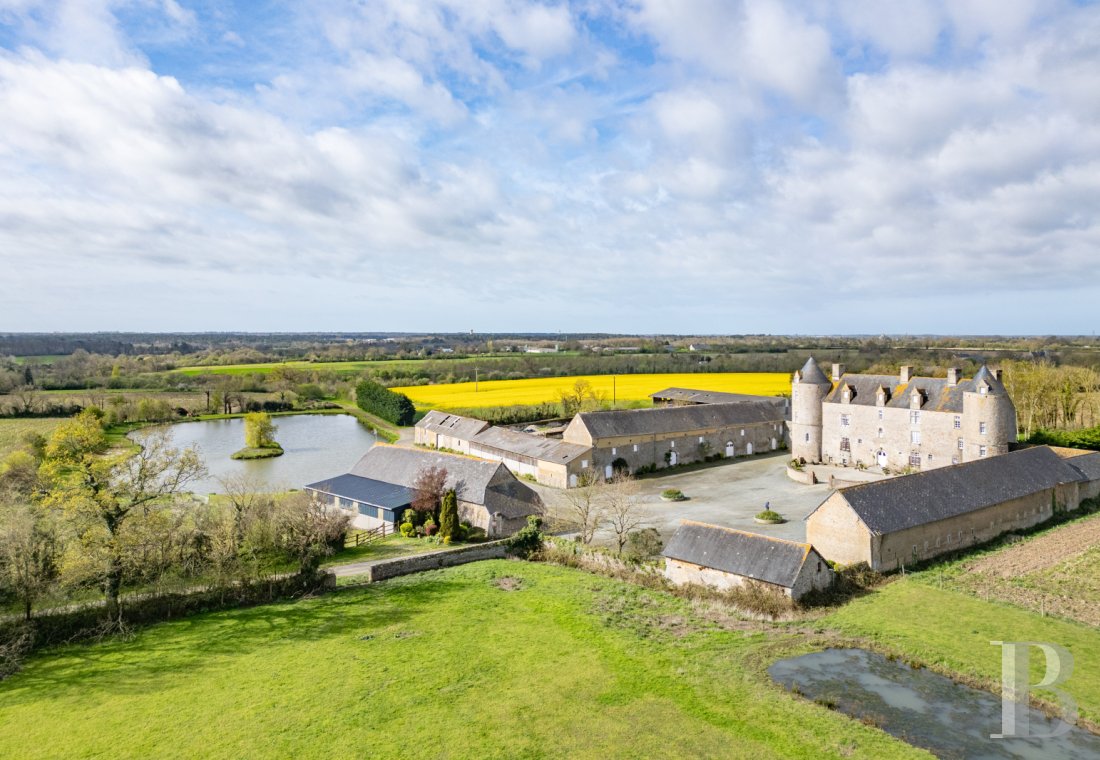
[900,365,913,383]
[832,363,844,381]
[947,368,961,386]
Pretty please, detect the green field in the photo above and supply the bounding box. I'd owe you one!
[824,578,1100,724]
[170,356,528,377]
[0,418,62,459]
[0,561,919,760]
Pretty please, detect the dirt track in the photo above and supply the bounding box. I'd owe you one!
[968,513,1100,577]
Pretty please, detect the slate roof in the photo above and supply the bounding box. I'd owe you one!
[348,445,542,519]
[822,365,1009,413]
[796,357,830,385]
[304,474,415,511]
[1062,451,1100,483]
[575,402,783,439]
[649,387,788,408]
[829,446,1084,535]
[662,521,816,589]
[415,410,490,440]
[469,426,591,464]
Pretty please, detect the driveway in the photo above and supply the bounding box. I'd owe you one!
[538,452,834,545]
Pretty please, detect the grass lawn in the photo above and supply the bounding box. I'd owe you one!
[0,417,62,459]
[169,356,530,377]
[392,372,789,411]
[324,534,445,567]
[0,561,921,760]
[823,578,1100,724]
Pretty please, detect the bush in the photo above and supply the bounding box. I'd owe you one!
[355,379,416,426]
[399,522,416,538]
[755,509,784,523]
[438,490,458,541]
[508,515,543,557]
[611,457,630,476]
[661,489,686,501]
[623,528,663,562]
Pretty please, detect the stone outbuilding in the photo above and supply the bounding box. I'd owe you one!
[304,474,415,531]
[413,411,490,454]
[310,445,544,536]
[1052,447,1100,501]
[467,426,592,489]
[562,403,787,481]
[650,387,790,417]
[806,446,1093,571]
[662,520,834,601]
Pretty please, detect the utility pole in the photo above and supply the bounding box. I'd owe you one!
[475,365,479,393]
[613,376,617,406]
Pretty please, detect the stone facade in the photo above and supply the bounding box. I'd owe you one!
[793,358,1017,472]
[663,556,833,600]
[563,404,786,483]
[806,446,1092,571]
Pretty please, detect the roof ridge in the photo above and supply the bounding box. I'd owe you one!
[679,519,810,549]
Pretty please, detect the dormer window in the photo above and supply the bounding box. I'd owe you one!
[909,390,923,410]
[876,388,887,406]
[842,385,852,403]
[979,384,989,395]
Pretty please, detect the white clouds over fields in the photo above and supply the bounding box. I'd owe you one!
[0,0,1098,332]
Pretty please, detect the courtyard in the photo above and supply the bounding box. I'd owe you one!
[540,452,835,544]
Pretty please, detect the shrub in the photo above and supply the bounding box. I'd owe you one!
[438,490,458,541]
[355,379,416,425]
[508,515,543,557]
[611,457,630,476]
[399,522,416,538]
[661,489,686,501]
[755,509,784,523]
[623,528,663,562]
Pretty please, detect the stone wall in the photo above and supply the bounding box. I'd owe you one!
[363,540,510,582]
[805,493,875,567]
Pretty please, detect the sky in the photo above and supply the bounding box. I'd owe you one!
[0,0,1099,335]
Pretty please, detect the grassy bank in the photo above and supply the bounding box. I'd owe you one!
[0,561,919,760]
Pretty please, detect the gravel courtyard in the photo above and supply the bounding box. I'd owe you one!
[539,451,835,545]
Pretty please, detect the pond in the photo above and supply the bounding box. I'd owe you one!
[130,414,378,494]
[769,648,1100,759]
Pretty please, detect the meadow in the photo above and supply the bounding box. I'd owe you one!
[0,561,919,760]
[0,418,61,459]
[391,372,789,411]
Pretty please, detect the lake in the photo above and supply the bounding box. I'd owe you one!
[130,414,379,494]
[769,648,1100,759]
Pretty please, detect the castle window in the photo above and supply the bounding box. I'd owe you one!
[958,438,964,450]
[980,385,988,395]
[911,430,921,444]
[804,433,810,442]
[953,416,961,429]
[909,452,922,466]
[979,446,987,457]
[632,444,638,452]
[928,453,933,462]
[980,422,987,435]
[877,427,883,438]
[840,437,850,452]
[952,456,959,465]
[878,409,884,420]
[740,429,745,436]
[670,441,675,448]
[840,414,850,427]
[909,411,921,425]
[611,447,617,456]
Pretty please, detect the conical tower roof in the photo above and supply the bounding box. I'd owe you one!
[972,365,1006,393]
[797,357,830,385]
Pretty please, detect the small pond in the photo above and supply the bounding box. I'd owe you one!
[769,648,1100,759]
[130,414,378,494]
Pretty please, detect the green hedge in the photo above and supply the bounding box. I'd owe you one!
[355,379,416,426]
[1027,426,1100,451]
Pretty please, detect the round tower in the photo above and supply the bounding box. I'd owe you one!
[962,366,1017,462]
[791,357,831,463]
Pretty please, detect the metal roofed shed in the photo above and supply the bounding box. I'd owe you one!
[304,473,415,529]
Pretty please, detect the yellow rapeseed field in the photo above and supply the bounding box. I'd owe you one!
[392,373,789,411]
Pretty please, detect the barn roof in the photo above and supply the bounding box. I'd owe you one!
[348,445,542,519]
[662,521,817,589]
[822,365,1009,413]
[469,427,590,464]
[831,446,1084,535]
[414,410,490,440]
[304,474,414,511]
[575,402,781,439]
[1063,451,1100,483]
[649,387,788,407]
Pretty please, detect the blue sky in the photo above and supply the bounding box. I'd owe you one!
[1,0,1099,334]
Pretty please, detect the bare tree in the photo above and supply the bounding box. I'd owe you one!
[561,472,606,544]
[217,473,270,550]
[603,475,644,555]
[276,491,350,576]
[0,492,60,620]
